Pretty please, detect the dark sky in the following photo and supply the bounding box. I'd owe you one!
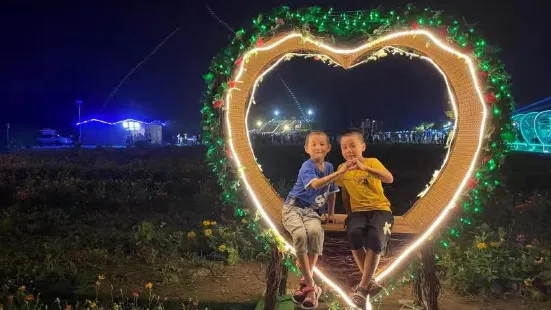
[1,0,549,135]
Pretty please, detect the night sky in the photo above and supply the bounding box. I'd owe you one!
[2,0,550,136]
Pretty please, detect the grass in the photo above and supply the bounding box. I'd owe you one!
[1,145,550,307]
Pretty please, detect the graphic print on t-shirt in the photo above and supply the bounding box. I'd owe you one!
[285,159,339,212]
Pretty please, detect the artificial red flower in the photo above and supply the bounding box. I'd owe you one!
[486,92,497,104]
[234,57,243,66]
[212,100,224,109]
[439,26,448,37]
[467,177,478,190]
[256,37,264,47]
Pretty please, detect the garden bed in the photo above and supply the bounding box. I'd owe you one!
[1,146,551,308]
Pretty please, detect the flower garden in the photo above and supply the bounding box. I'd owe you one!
[0,146,550,309]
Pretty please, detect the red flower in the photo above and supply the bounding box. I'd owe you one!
[225,148,233,159]
[234,57,243,66]
[132,291,139,297]
[212,100,224,109]
[439,26,448,37]
[486,92,497,104]
[228,81,236,89]
[479,71,488,79]
[467,177,478,190]
[256,37,264,47]
[313,56,320,61]
[483,155,492,164]
[412,21,419,29]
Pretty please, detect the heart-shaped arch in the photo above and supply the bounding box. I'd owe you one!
[223,29,488,304]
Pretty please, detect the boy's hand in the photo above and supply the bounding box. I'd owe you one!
[352,158,368,172]
[336,161,354,174]
[325,215,336,224]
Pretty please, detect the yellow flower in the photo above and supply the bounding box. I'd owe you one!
[218,244,227,252]
[187,231,196,239]
[145,282,153,289]
[18,286,26,291]
[241,219,247,224]
[524,278,533,287]
[210,221,217,225]
[202,220,211,226]
[204,229,212,237]
[476,242,487,249]
[526,244,533,249]
[489,242,500,248]
[98,274,105,280]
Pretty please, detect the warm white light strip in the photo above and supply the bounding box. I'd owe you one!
[375,33,488,281]
[375,46,458,203]
[224,30,488,308]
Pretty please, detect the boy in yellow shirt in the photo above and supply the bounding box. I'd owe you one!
[335,128,394,307]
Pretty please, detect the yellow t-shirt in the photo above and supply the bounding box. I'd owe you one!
[335,158,391,212]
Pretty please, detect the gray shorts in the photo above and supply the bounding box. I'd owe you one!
[282,203,324,256]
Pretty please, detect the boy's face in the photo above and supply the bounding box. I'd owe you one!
[305,133,330,161]
[340,133,366,161]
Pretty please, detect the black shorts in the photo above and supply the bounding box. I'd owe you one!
[345,210,394,254]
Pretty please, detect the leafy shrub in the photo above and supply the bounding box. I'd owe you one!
[438,223,551,300]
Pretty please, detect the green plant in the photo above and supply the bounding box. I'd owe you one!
[182,220,268,265]
[0,277,195,310]
[438,223,551,299]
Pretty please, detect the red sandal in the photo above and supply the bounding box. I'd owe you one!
[291,277,306,304]
[301,285,322,310]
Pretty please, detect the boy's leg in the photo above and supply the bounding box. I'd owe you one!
[351,248,366,273]
[303,210,324,275]
[360,211,394,292]
[359,232,382,288]
[303,209,324,306]
[282,206,315,303]
[345,212,368,272]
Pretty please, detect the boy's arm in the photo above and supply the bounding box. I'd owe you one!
[326,193,336,222]
[354,158,394,183]
[365,167,393,183]
[309,163,349,190]
[341,187,352,215]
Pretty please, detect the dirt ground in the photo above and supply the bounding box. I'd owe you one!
[199,263,551,310]
[48,261,550,309]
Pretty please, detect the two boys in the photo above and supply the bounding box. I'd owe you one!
[282,129,394,308]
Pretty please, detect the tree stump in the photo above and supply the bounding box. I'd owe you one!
[412,245,440,310]
[265,249,284,310]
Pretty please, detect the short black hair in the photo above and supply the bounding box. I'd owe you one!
[340,128,364,142]
[305,130,329,146]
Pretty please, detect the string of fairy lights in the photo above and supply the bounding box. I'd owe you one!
[201,4,515,307]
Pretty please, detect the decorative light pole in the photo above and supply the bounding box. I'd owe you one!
[6,123,10,147]
[75,100,83,142]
